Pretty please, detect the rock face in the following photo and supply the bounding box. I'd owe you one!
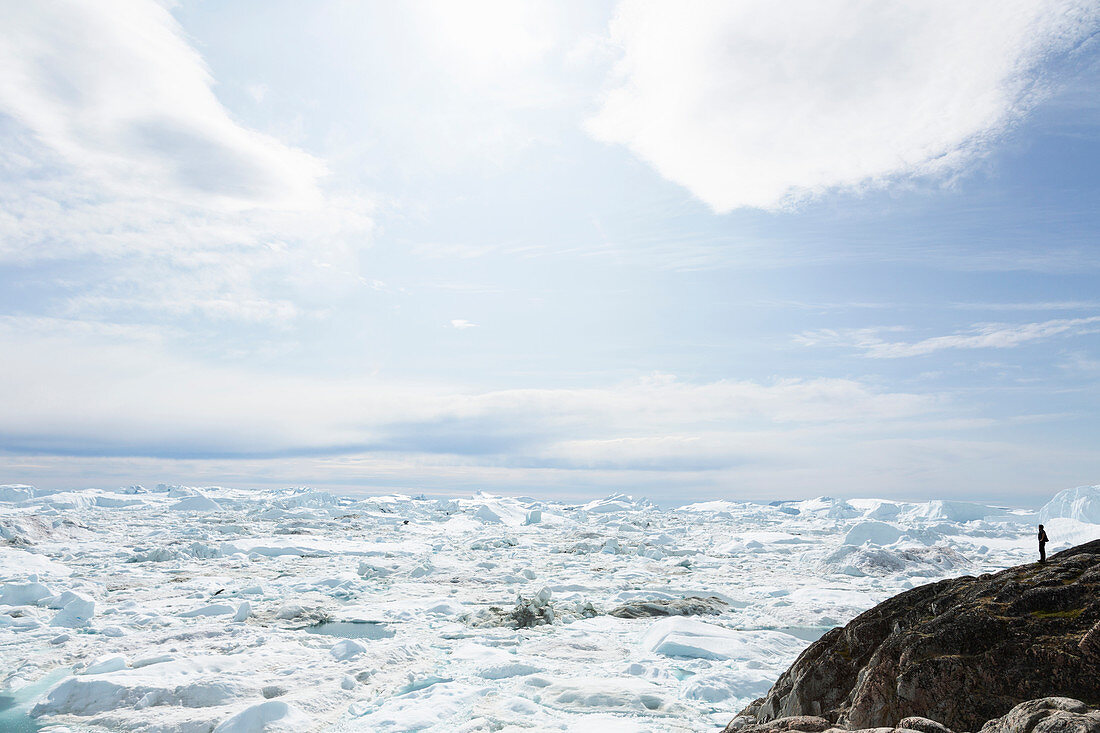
[728,540,1100,732]
[729,699,1100,733]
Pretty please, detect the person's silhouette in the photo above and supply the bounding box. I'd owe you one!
[1037,524,1049,563]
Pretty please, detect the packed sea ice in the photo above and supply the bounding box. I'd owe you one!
[1,483,1097,732]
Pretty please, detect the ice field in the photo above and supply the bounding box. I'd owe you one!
[2,483,1099,732]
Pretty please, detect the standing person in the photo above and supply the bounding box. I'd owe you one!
[1038,524,1049,563]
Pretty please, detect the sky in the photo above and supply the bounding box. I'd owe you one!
[1,0,1099,505]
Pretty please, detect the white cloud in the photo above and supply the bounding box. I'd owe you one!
[798,316,1100,358]
[589,0,1100,211]
[0,0,324,209]
[413,0,558,76]
[2,317,1089,502]
[450,319,478,330]
[0,1,373,328]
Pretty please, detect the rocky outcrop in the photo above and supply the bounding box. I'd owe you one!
[1079,620,1100,657]
[732,715,833,733]
[980,698,1100,733]
[726,540,1100,733]
[729,699,1100,733]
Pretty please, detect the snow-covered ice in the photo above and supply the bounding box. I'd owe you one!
[0,483,1094,731]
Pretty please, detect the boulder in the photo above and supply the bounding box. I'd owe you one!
[897,717,954,733]
[980,698,1100,733]
[734,716,832,733]
[726,540,1100,732]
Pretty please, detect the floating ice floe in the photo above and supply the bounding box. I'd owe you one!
[522,674,685,716]
[640,617,807,661]
[127,547,184,563]
[680,668,782,702]
[582,493,653,514]
[330,639,368,660]
[82,654,129,675]
[353,680,489,729]
[33,656,252,717]
[179,603,235,618]
[213,700,312,733]
[170,494,223,512]
[842,520,903,546]
[50,592,95,627]
[0,580,54,606]
[820,543,970,577]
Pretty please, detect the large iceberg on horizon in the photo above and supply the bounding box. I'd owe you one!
[1040,485,1100,524]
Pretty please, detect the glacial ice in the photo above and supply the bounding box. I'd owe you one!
[49,592,95,628]
[0,581,53,606]
[0,483,1093,731]
[640,617,808,661]
[213,700,312,732]
[903,500,1008,523]
[842,520,903,546]
[0,484,36,503]
[1040,484,1100,524]
[169,494,223,512]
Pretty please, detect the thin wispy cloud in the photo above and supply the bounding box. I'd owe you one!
[951,301,1100,312]
[798,316,1100,358]
[589,0,1100,211]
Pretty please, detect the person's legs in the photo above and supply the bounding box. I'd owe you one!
[1039,543,1046,562]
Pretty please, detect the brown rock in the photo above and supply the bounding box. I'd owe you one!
[727,540,1100,732]
[1079,619,1100,657]
[898,717,955,733]
[727,716,832,733]
[979,698,1100,733]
